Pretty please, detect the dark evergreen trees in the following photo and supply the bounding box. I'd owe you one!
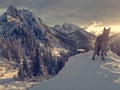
[32,49,41,76]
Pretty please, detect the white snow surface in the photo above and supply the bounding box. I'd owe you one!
[54,23,88,36]
[30,51,120,90]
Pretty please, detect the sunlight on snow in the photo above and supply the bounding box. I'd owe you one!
[101,51,120,84]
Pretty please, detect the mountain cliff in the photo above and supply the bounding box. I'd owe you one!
[53,23,95,51]
[109,33,120,56]
[0,5,95,81]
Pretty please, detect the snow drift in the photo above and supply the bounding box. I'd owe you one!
[30,51,120,90]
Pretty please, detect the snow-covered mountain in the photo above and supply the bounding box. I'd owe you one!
[30,51,120,90]
[54,23,87,34]
[53,23,95,50]
[0,5,95,83]
[0,5,76,81]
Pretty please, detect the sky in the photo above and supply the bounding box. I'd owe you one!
[0,0,120,34]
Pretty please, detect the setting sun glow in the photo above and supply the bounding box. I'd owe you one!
[85,25,120,36]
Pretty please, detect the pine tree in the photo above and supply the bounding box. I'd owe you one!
[18,64,25,81]
[22,57,32,79]
[32,49,41,76]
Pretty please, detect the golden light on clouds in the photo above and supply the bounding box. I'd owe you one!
[85,25,120,36]
[82,21,120,36]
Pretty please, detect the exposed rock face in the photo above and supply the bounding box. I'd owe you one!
[109,33,120,56]
[0,5,95,81]
[54,23,95,51]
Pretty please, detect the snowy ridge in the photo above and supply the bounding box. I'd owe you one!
[53,23,95,50]
[30,51,120,90]
[54,23,89,36]
[0,51,120,90]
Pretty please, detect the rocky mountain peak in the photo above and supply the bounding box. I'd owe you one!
[7,5,17,12]
[5,5,19,18]
[62,23,79,29]
[54,23,90,37]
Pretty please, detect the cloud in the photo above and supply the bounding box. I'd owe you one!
[0,8,6,15]
[83,21,103,29]
[0,0,120,26]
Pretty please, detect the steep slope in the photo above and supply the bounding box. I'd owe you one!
[53,23,95,51]
[30,51,120,90]
[109,33,120,56]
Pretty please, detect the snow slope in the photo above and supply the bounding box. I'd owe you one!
[30,51,120,90]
